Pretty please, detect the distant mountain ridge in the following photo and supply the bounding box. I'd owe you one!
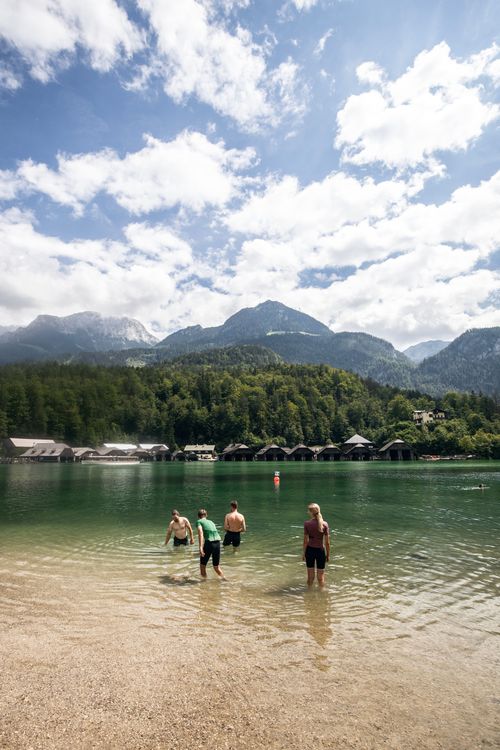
[0,312,157,364]
[156,300,332,348]
[403,339,450,363]
[0,302,498,396]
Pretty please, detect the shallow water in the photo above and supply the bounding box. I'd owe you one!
[0,461,499,658]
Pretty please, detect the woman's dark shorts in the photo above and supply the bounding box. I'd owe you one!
[173,536,188,547]
[223,531,241,547]
[200,540,221,567]
[305,545,326,570]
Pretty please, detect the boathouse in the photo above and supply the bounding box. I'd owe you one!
[73,447,97,462]
[171,449,186,461]
[316,444,342,461]
[96,447,128,457]
[378,439,415,461]
[137,444,171,461]
[184,444,217,460]
[3,437,55,457]
[255,444,288,461]
[341,434,375,461]
[21,443,75,462]
[287,444,315,461]
[220,443,254,461]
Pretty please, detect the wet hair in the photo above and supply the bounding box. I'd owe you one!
[308,503,325,533]
[198,508,207,519]
[172,509,180,517]
[230,501,238,510]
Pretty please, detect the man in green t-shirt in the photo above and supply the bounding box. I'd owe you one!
[196,509,224,579]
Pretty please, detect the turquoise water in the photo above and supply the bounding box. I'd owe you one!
[0,461,498,653]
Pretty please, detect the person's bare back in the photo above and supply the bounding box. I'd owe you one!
[223,501,246,549]
[224,509,246,532]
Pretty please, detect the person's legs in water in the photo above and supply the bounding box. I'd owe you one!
[316,548,326,587]
[211,541,224,578]
[200,542,213,578]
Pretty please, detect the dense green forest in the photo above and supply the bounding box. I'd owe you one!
[0,361,499,457]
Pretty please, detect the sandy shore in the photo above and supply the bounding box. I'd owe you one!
[1,571,499,750]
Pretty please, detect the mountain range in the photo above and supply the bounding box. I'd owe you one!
[0,312,157,364]
[0,301,498,396]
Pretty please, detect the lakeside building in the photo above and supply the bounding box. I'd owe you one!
[20,443,74,462]
[96,447,127,457]
[220,443,254,461]
[9,435,417,464]
[134,444,171,461]
[287,444,315,461]
[378,439,416,461]
[314,444,342,461]
[73,447,98,461]
[341,433,376,461]
[412,409,446,425]
[184,444,217,460]
[3,437,55,457]
[255,444,288,461]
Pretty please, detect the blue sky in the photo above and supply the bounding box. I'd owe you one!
[0,0,499,348]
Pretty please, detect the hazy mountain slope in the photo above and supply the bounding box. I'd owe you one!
[245,331,415,387]
[404,339,450,363]
[415,328,500,395]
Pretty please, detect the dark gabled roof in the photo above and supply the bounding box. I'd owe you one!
[342,443,373,455]
[317,443,340,453]
[222,443,252,454]
[255,443,287,455]
[288,444,314,455]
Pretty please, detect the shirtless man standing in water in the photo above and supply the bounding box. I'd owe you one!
[223,501,246,548]
[164,509,194,547]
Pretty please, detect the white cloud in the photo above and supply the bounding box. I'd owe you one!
[219,165,500,346]
[290,0,320,10]
[0,63,22,91]
[12,131,256,215]
[0,170,23,200]
[0,208,200,329]
[314,29,334,57]
[356,61,384,86]
[226,170,425,242]
[137,0,305,130]
[124,222,193,268]
[0,0,143,82]
[336,42,500,170]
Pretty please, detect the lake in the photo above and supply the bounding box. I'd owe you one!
[0,461,498,749]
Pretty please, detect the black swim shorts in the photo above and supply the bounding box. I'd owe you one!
[173,536,188,547]
[200,540,221,567]
[223,531,241,547]
[305,546,326,570]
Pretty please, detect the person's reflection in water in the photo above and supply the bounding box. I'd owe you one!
[303,590,333,672]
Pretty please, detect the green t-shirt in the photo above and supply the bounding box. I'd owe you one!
[196,518,221,542]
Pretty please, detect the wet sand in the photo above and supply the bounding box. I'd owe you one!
[1,570,498,750]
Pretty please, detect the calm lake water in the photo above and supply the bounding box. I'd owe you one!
[0,461,498,657]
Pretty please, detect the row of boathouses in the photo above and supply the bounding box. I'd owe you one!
[4,434,416,462]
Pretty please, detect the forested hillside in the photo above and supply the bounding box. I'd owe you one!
[1,362,498,457]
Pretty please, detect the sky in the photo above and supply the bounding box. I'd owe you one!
[0,0,499,349]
